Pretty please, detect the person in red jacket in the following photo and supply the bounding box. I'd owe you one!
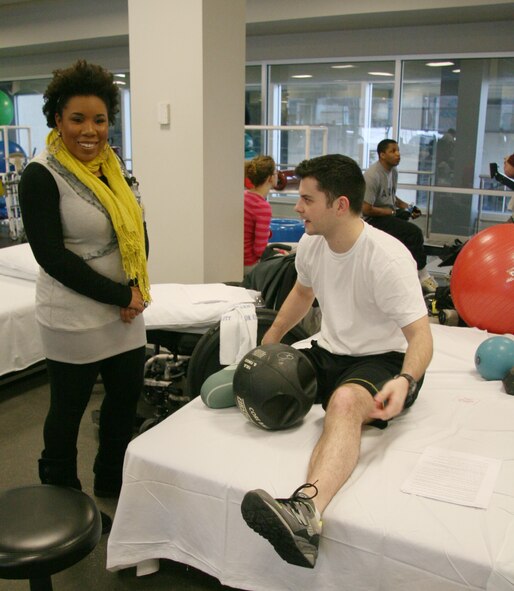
[244,155,276,274]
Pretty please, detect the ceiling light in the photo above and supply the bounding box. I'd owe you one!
[114,73,126,78]
[426,61,455,67]
[291,75,312,79]
[114,80,126,86]
[331,65,355,69]
[452,69,461,73]
[368,72,394,77]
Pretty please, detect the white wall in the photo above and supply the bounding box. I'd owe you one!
[128,0,245,284]
[246,21,514,63]
[0,0,128,49]
[246,0,514,23]
[1,1,513,80]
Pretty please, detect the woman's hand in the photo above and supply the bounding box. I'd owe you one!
[120,286,147,323]
[120,307,138,323]
[129,286,146,312]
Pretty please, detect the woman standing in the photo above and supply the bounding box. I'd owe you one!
[19,60,150,530]
[244,155,276,274]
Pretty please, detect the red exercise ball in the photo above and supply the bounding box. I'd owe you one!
[450,224,514,335]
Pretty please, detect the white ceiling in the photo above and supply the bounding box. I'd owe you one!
[246,3,514,35]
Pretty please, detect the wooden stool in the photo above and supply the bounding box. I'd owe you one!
[0,484,102,591]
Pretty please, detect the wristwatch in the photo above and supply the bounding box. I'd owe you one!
[394,373,417,397]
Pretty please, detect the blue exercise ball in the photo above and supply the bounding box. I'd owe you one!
[474,336,514,381]
[0,140,26,173]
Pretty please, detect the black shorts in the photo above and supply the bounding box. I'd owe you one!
[301,341,423,428]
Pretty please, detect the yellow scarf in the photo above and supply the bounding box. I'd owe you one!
[47,129,150,302]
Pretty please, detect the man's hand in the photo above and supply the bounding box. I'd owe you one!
[411,206,422,219]
[261,326,283,346]
[370,315,433,420]
[368,377,409,421]
[260,281,315,345]
[395,208,411,220]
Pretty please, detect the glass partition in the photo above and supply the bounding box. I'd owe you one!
[245,65,263,157]
[3,53,512,239]
[398,56,514,233]
[267,61,395,169]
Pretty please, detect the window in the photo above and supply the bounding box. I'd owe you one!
[267,61,395,168]
[245,65,263,157]
[398,57,514,233]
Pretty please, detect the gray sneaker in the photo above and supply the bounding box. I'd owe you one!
[241,483,321,568]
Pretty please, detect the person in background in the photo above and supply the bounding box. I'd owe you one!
[19,60,150,533]
[241,154,432,569]
[244,155,276,275]
[435,128,456,185]
[504,152,514,219]
[362,139,438,293]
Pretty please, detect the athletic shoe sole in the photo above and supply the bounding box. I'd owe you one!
[241,489,318,568]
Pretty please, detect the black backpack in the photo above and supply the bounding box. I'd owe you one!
[241,251,298,311]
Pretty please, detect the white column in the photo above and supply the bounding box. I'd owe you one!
[128,0,245,284]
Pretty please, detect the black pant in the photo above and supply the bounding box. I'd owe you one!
[40,346,146,487]
[366,216,426,270]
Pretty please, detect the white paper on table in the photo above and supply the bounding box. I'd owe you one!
[401,446,502,509]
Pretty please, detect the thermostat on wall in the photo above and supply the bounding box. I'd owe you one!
[158,102,170,125]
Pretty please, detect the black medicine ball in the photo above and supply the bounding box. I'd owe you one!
[233,343,317,430]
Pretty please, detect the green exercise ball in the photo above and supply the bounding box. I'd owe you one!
[0,90,14,126]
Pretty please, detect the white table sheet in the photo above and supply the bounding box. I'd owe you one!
[0,274,42,376]
[0,244,257,374]
[107,324,514,591]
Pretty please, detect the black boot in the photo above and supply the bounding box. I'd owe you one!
[39,456,112,534]
[93,457,123,499]
[38,456,82,490]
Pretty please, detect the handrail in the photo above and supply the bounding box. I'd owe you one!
[269,182,512,239]
[398,183,511,197]
[0,126,33,167]
[245,125,329,160]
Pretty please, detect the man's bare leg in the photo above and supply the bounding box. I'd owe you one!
[308,384,375,514]
[240,383,374,568]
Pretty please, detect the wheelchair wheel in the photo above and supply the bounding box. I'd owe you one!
[185,308,308,398]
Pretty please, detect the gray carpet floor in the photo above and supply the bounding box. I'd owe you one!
[0,370,240,591]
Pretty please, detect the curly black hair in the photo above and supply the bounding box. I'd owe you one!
[42,60,119,128]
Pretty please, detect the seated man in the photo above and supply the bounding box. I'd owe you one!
[362,139,438,293]
[240,154,433,569]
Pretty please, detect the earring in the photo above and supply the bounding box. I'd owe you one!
[49,129,63,155]
[57,130,62,137]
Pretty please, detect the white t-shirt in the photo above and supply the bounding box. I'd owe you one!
[295,221,427,356]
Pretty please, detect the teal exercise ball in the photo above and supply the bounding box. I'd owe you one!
[474,336,514,381]
[0,90,14,125]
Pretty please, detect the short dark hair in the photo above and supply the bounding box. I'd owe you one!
[377,139,398,156]
[42,60,119,128]
[295,154,365,214]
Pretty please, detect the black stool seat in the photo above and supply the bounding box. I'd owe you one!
[0,484,102,590]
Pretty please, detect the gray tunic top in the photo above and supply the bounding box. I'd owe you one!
[19,150,146,364]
